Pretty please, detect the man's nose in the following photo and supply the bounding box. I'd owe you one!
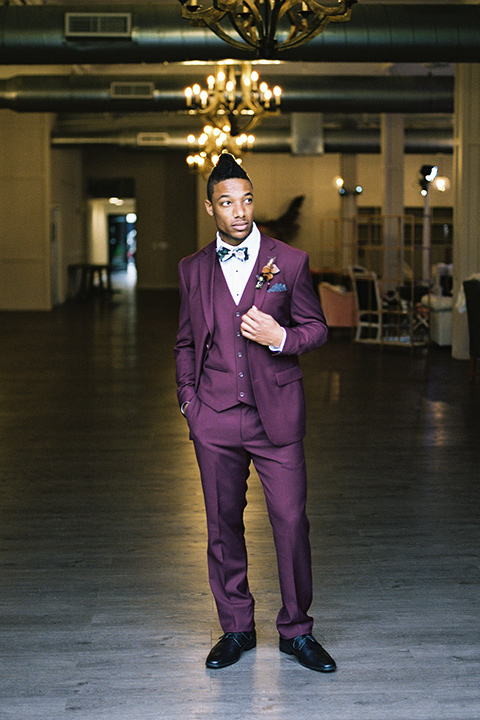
[233,202,245,217]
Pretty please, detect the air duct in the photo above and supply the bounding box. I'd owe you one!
[51,128,453,155]
[0,74,454,114]
[0,4,478,64]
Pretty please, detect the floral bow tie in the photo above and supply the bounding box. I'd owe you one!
[217,246,249,262]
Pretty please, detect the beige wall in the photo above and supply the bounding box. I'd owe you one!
[83,149,197,290]
[0,132,455,308]
[196,153,343,269]
[0,111,54,310]
[196,152,454,271]
[51,147,85,303]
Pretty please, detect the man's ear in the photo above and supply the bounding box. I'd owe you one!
[204,199,214,217]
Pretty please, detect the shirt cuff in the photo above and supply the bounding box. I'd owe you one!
[269,327,287,353]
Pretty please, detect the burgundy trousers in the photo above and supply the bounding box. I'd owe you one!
[187,397,314,639]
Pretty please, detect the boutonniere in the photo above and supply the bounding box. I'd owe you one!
[256,257,280,289]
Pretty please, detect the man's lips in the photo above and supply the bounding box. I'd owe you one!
[232,222,248,231]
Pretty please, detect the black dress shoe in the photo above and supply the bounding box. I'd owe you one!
[279,634,336,672]
[206,631,256,669]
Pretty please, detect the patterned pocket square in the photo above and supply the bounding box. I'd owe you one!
[267,282,287,293]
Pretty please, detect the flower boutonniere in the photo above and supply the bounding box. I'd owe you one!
[256,257,280,289]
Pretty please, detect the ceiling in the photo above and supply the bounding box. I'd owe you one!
[0,1,474,154]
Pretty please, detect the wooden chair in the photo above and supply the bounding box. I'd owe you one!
[463,279,480,383]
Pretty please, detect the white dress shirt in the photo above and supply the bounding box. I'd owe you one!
[216,223,260,305]
[216,223,286,351]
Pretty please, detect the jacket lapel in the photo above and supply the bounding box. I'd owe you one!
[198,241,216,337]
[255,234,278,310]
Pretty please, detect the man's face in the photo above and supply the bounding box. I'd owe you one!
[205,178,254,246]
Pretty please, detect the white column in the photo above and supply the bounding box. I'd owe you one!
[452,64,480,360]
[0,111,54,310]
[381,114,404,290]
[340,154,357,268]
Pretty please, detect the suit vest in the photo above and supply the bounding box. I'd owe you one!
[197,259,257,412]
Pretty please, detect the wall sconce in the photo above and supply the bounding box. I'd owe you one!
[335,176,362,196]
[419,164,438,196]
[432,176,451,193]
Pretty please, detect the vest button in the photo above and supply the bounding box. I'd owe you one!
[236,331,241,337]
[239,372,244,378]
[237,352,243,358]
[235,311,241,317]
[239,392,245,398]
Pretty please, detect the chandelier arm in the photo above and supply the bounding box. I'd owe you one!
[178,3,226,24]
[279,2,355,49]
[214,0,242,10]
[225,1,264,51]
[304,0,357,19]
[200,16,258,50]
[179,1,258,50]
[232,113,263,135]
[282,9,330,46]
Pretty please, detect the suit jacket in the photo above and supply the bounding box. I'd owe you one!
[174,233,328,446]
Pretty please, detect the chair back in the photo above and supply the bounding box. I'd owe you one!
[350,267,381,313]
[463,279,480,356]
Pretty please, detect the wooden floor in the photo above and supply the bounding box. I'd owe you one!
[1,272,479,720]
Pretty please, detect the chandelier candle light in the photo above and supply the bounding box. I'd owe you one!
[186,125,254,172]
[185,62,281,171]
[178,0,357,59]
[184,63,281,135]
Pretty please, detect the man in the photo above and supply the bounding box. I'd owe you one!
[174,153,335,673]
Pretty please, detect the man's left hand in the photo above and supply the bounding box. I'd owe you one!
[241,305,284,347]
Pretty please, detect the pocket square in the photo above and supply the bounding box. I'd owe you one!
[267,282,287,293]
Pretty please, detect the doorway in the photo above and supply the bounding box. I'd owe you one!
[108,212,137,270]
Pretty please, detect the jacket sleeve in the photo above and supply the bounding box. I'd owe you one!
[174,260,196,408]
[281,252,328,356]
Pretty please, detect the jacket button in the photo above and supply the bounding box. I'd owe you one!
[239,372,244,378]
[237,352,243,358]
[239,392,245,398]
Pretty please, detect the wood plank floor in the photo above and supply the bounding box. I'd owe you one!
[1,274,479,720]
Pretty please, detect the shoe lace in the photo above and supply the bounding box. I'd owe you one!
[292,634,315,651]
[221,632,250,647]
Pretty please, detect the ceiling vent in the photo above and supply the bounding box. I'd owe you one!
[137,133,170,146]
[65,13,132,39]
[110,82,155,99]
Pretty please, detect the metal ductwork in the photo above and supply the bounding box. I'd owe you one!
[0,74,454,114]
[51,128,453,155]
[0,4,479,64]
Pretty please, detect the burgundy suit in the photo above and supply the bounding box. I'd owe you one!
[174,233,327,638]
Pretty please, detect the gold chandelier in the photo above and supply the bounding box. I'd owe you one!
[184,62,281,172]
[186,126,254,173]
[178,0,357,59]
[184,62,281,136]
